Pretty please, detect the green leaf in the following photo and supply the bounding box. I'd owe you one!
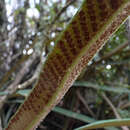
[16,89,31,97]
[75,118,130,130]
[35,4,40,12]
[53,107,95,123]
[74,81,130,94]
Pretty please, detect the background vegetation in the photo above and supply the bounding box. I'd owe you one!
[0,0,130,129]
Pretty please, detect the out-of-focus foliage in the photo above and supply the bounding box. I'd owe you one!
[0,0,130,130]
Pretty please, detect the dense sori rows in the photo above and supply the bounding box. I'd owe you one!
[6,0,130,130]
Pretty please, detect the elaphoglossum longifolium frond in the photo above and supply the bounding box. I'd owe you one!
[5,0,130,130]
